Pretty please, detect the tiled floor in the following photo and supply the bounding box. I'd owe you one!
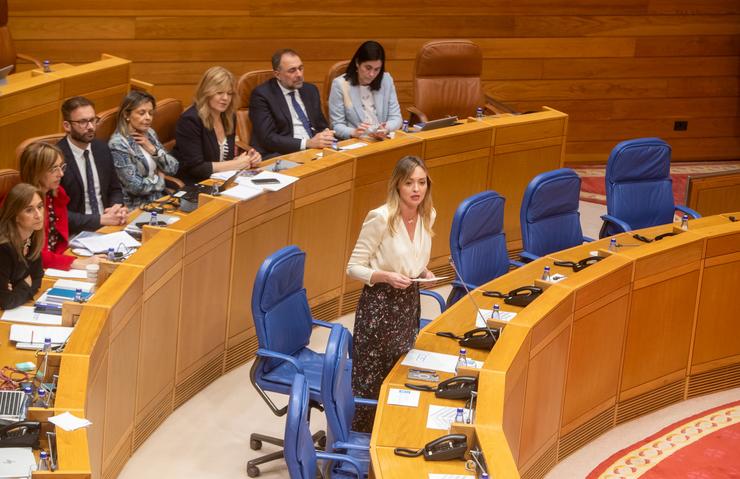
[117,201,739,478]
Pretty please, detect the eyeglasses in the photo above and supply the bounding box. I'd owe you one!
[68,117,101,127]
[49,163,67,174]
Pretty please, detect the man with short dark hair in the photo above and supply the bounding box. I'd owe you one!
[249,49,333,159]
[57,96,127,235]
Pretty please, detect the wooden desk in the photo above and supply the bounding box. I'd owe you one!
[371,216,740,478]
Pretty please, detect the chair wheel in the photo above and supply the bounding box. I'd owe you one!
[247,464,260,477]
[250,438,262,450]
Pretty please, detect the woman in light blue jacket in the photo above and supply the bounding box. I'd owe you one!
[329,41,402,140]
[109,91,179,209]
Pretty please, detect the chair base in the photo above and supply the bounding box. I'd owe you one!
[247,430,326,477]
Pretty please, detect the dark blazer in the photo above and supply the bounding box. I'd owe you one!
[0,242,43,310]
[249,78,328,159]
[172,105,236,185]
[57,137,124,235]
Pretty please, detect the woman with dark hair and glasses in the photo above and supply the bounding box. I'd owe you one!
[0,183,45,310]
[19,142,100,271]
[328,40,402,140]
[108,90,179,209]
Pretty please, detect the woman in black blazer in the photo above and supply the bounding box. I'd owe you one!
[0,183,45,310]
[173,66,261,185]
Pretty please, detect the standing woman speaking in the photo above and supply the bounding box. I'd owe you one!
[346,155,436,432]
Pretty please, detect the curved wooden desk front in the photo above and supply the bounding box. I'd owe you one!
[370,214,740,478]
[41,109,567,478]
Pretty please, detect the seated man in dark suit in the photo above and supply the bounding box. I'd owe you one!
[249,49,335,159]
[57,96,128,235]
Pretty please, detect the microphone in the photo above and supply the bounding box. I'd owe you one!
[435,257,500,351]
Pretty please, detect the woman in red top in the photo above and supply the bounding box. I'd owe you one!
[19,142,100,271]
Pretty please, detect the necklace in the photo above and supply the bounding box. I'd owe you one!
[403,215,417,224]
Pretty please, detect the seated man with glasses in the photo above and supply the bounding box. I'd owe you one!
[57,96,127,235]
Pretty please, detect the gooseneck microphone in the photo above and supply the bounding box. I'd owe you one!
[448,257,498,338]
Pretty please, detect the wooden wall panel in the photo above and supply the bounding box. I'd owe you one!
[7,0,738,163]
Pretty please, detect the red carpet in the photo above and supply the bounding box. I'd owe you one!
[587,400,740,479]
[570,162,740,206]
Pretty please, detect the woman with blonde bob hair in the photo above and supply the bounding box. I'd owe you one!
[19,142,100,271]
[346,155,436,432]
[109,90,179,208]
[173,66,261,185]
[0,183,45,309]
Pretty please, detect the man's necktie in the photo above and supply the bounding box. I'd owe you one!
[288,91,313,137]
[83,150,100,215]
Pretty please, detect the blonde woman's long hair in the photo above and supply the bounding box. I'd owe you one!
[194,66,238,135]
[0,183,44,263]
[386,155,434,236]
[19,141,64,197]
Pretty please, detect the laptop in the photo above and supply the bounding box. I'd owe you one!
[418,116,459,132]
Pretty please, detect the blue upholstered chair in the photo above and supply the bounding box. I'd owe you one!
[520,168,593,261]
[320,323,377,478]
[447,191,523,306]
[248,245,347,478]
[285,373,366,479]
[599,138,700,238]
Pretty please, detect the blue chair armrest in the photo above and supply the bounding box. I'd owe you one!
[600,214,632,234]
[420,289,446,313]
[312,319,334,329]
[520,251,539,262]
[509,259,525,268]
[354,397,378,407]
[256,348,304,374]
[316,451,365,478]
[583,236,595,242]
[334,440,371,452]
[675,205,701,219]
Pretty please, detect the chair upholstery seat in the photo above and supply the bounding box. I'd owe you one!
[259,348,325,399]
[333,431,371,477]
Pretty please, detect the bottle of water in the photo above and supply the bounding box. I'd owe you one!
[609,238,618,252]
[476,107,484,119]
[491,304,501,321]
[541,266,551,281]
[481,474,489,479]
[455,348,468,373]
[331,139,339,151]
[149,211,158,226]
[107,247,115,261]
[454,407,464,423]
[42,60,51,73]
[74,288,83,302]
[680,214,689,231]
[34,388,47,408]
[23,386,33,416]
[37,337,52,383]
[38,451,50,471]
[402,120,409,133]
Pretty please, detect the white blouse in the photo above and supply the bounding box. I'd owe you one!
[347,204,435,286]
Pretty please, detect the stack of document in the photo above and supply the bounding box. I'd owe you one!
[235,171,299,192]
[35,280,95,313]
[9,324,74,349]
[76,231,140,254]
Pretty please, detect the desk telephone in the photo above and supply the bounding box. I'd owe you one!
[405,375,478,400]
[483,285,543,307]
[553,255,604,272]
[0,421,40,448]
[394,433,468,461]
[436,327,500,351]
[633,231,678,243]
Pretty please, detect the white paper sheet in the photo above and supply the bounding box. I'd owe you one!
[429,475,475,479]
[221,183,263,201]
[426,405,472,430]
[77,231,140,254]
[44,268,87,279]
[236,171,299,192]
[48,411,92,431]
[387,388,420,407]
[476,309,517,327]
[9,324,73,344]
[411,276,449,283]
[401,349,482,374]
[0,447,37,475]
[1,306,62,326]
[339,141,368,151]
[53,279,94,293]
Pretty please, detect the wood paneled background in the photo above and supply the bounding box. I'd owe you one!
[7,0,739,163]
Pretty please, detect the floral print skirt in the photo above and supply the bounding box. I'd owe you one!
[351,282,420,433]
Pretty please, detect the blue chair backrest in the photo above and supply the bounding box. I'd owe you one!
[449,191,509,287]
[605,138,675,231]
[252,245,313,373]
[284,374,318,479]
[520,168,584,256]
[321,326,354,448]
